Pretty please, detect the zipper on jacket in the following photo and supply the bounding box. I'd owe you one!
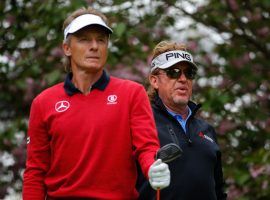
[169,120,193,147]
[167,125,180,146]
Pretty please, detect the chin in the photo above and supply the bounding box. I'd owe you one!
[173,97,189,106]
[85,65,103,72]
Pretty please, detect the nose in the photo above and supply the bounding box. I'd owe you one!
[177,70,187,81]
[89,39,98,50]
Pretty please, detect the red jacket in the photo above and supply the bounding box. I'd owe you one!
[23,73,159,199]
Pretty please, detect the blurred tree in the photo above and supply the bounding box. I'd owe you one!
[0,0,269,199]
[172,0,270,199]
[0,0,88,198]
[0,0,170,198]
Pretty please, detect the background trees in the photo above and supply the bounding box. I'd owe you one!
[0,0,269,199]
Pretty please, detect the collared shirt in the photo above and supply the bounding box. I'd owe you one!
[24,71,160,199]
[63,70,110,96]
[166,107,192,133]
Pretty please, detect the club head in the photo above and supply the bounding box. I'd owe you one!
[156,143,183,163]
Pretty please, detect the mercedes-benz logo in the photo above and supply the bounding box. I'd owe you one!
[55,100,70,112]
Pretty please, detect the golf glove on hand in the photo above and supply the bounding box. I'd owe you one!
[148,159,170,190]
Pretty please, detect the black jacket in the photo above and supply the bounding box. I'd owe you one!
[137,95,227,200]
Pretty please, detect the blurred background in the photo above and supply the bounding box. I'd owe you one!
[0,0,269,199]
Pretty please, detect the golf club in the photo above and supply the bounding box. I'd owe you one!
[156,143,183,200]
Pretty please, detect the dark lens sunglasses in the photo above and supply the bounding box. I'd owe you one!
[161,68,197,80]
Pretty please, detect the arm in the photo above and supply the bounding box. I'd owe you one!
[211,127,227,200]
[23,98,51,200]
[215,150,227,200]
[130,85,160,177]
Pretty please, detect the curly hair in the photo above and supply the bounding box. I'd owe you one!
[148,41,188,102]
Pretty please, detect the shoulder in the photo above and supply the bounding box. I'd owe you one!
[108,77,148,103]
[33,82,65,103]
[192,117,213,129]
[109,76,144,90]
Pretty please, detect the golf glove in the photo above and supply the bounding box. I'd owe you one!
[148,159,170,190]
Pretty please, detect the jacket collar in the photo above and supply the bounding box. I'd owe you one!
[64,70,110,96]
[153,94,201,117]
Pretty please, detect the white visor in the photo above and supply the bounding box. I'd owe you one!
[64,14,113,40]
[150,50,197,72]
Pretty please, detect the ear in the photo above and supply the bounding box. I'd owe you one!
[149,74,159,89]
[62,42,71,56]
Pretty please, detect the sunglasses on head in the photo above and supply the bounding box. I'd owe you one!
[160,67,197,80]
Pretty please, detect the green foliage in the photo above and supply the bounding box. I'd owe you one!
[0,0,269,199]
[181,0,270,199]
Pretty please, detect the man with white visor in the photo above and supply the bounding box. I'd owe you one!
[137,41,227,200]
[23,7,170,199]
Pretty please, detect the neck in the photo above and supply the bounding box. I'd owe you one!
[165,104,189,120]
[72,70,102,95]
